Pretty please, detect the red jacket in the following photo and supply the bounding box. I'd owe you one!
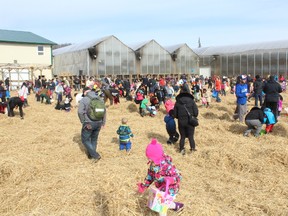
[215,79,221,91]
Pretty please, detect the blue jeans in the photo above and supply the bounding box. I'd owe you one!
[119,141,131,151]
[57,93,63,103]
[81,121,102,159]
[254,94,263,107]
[215,90,221,102]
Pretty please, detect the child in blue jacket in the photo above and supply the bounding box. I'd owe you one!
[116,118,134,152]
[263,107,276,133]
[164,109,179,144]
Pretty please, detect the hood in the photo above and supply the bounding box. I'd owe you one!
[176,92,194,104]
[264,107,272,112]
[250,106,262,112]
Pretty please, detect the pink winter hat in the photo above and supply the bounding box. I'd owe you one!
[146,138,164,164]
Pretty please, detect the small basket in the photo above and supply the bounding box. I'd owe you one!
[147,187,174,214]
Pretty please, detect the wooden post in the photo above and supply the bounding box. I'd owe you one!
[17,68,20,89]
[30,67,34,81]
[8,68,11,91]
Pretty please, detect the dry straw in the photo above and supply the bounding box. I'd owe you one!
[0,91,287,216]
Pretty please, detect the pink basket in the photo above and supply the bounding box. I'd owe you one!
[147,177,175,214]
[147,187,174,214]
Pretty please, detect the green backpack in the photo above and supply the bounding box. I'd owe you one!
[87,95,106,121]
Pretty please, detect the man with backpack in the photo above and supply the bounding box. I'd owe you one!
[78,87,106,163]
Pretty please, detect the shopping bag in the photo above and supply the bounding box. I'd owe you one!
[212,90,218,98]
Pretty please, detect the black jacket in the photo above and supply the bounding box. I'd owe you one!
[123,80,131,90]
[180,83,191,94]
[174,93,198,124]
[35,79,42,88]
[8,97,24,118]
[245,107,264,122]
[253,78,263,94]
[142,77,149,86]
[0,85,6,98]
[263,78,282,102]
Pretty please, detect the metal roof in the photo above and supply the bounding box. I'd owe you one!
[194,40,288,56]
[0,29,56,45]
[164,44,186,53]
[53,35,112,56]
[128,40,172,54]
[127,40,152,51]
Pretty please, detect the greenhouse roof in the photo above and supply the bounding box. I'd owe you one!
[164,44,186,53]
[0,29,56,45]
[128,40,172,54]
[194,40,288,56]
[53,35,112,56]
[128,40,152,51]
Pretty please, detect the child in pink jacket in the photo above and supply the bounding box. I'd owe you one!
[164,98,175,114]
[137,138,183,215]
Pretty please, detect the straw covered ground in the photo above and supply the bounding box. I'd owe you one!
[0,91,288,216]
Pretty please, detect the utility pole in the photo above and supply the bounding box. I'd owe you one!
[198,37,201,48]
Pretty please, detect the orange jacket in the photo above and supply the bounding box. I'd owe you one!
[215,79,221,91]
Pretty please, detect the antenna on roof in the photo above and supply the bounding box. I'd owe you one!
[198,37,202,48]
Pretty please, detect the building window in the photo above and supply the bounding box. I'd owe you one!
[38,46,44,55]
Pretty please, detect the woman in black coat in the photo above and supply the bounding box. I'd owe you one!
[262,75,282,121]
[174,92,198,155]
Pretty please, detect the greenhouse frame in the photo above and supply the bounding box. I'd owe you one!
[195,40,288,78]
[130,40,172,75]
[53,36,136,78]
[165,43,199,75]
[53,36,199,78]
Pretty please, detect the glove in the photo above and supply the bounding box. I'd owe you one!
[137,183,146,194]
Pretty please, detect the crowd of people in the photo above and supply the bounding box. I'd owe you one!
[0,73,287,215]
[0,73,286,144]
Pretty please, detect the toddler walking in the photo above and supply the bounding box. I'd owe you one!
[116,118,134,152]
[202,88,211,108]
[164,109,179,144]
[263,107,276,133]
[137,138,183,216]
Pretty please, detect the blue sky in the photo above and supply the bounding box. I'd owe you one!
[1,0,288,48]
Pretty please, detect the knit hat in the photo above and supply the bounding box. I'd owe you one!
[145,138,164,164]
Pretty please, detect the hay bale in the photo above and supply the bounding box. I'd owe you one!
[0,90,287,215]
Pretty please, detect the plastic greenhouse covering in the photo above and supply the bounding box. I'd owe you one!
[194,40,288,55]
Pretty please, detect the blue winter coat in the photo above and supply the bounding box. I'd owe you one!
[263,108,276,124]
[164,115,177,133]
[235,83,248,105]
